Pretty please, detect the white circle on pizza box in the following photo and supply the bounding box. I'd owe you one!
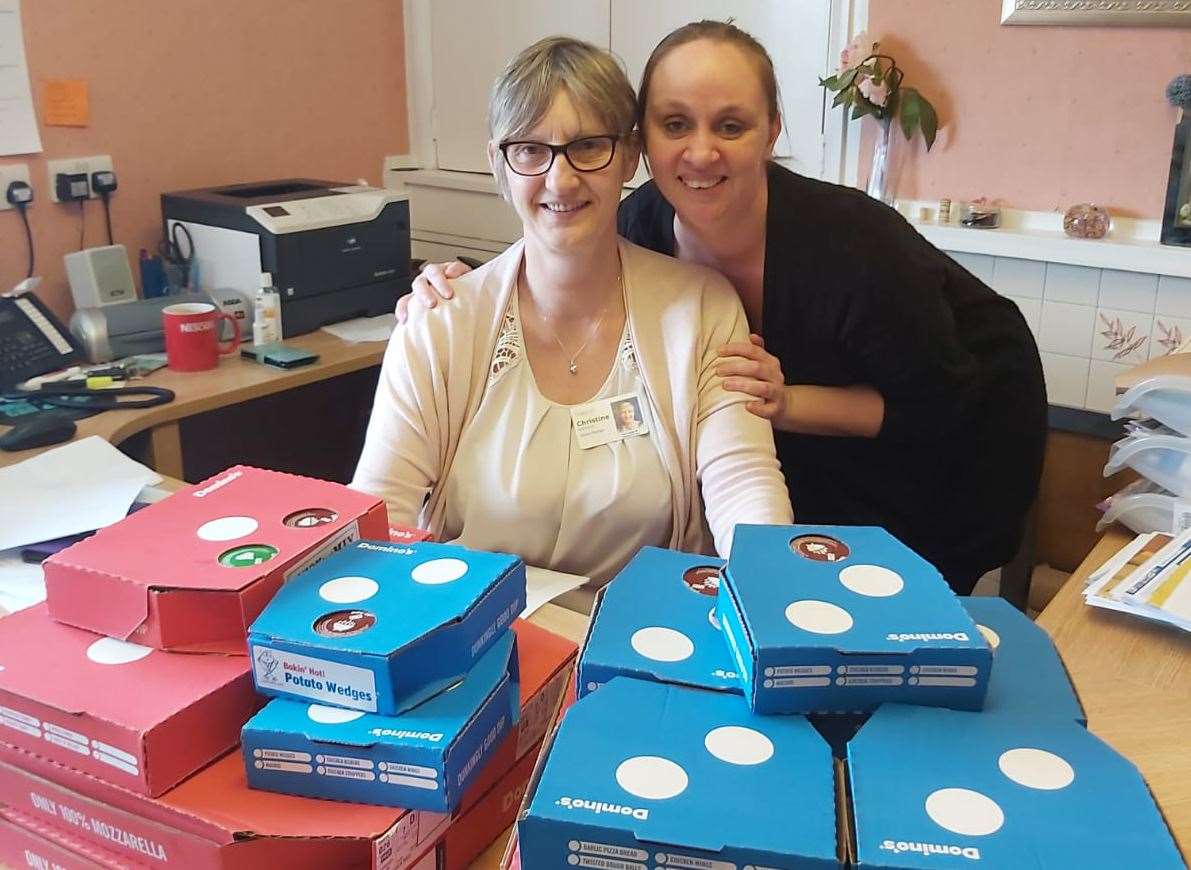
[615,756,688,800]
[196,516,259,541]
[839,564,904,597]
[307,705,366,725]
[998,747,1075,790]
[704,726,774,765]
[319,576,380,604]
[785,600,854,635]
[977,623,1001,651]
[925,787,1005,836]
[410,558,469,585]
[86,637,153,665]
[630,626,694,662]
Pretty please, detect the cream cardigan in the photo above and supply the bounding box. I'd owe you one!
[351,238,792,558]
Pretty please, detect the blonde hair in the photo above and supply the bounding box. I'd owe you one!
[489,36,637,196]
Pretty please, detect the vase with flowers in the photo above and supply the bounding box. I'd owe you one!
[821,33,939,205]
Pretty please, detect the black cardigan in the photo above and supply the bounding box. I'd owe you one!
[618,163,1047,592]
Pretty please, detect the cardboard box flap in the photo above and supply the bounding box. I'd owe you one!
[958,596,1086,723]
[527,678,836,862]
[248,540,523,654]
[46,465,384,596]
[728,524,989,656]
[246,631,518,750]
[0,605,249,726]
[847,705,1183,868]
[580,548,737,695]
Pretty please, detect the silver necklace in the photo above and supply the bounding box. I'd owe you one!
[535,272,622,375]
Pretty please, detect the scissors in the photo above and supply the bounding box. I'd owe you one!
[157,222,195,287]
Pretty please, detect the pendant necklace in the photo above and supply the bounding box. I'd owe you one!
[539,272,622,375]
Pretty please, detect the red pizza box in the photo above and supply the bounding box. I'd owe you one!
[0,604,256,796]
[44,466,389,653]
[389,525,434,544]
[0,618,578,869]
[441,740,540,870]
[0,806,134,870]
[456,620,577,810]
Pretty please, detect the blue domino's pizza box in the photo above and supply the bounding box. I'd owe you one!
[719,525,992,714]
[518,678,838,869]
[578,547,741,698]
[248,540,525,715]
[243,629,519,812]
[846,704,1182,869]
[959,596,1087,725]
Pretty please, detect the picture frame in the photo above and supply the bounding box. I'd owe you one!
[1001,0,1191,27]
[1161,117,1191,247]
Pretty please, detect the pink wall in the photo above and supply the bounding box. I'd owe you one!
[0,0,408,320]
[860,0,1191,218]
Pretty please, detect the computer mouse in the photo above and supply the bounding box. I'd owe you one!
[0,413,77,451]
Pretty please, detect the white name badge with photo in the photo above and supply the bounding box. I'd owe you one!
[570,391,650,449]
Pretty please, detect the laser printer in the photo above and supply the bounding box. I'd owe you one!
[160,179,410,337]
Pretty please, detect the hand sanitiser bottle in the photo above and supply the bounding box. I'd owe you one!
[253,272,282,346]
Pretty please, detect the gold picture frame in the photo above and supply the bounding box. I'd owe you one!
[1001,0,1191,27]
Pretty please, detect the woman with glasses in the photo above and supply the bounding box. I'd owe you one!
[404,22,1047,595]
[352,36,792,611]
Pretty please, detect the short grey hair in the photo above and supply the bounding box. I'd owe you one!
[489,36,637,196]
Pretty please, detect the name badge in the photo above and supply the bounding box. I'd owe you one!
[570,391,650,449]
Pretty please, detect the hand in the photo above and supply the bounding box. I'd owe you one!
[716,334,788,421]
[395,260,473,322]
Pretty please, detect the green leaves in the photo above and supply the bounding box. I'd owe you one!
[896,87,939,151]
[819,50,940,150]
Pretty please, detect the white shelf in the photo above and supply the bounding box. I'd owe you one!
[916,223,1191,278]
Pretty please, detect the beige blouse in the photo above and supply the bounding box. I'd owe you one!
[351,239,792,569]
[441,293,672,600]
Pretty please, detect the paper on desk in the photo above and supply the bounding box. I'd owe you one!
[521,566,588,618]
[0,1,43,156]
[322,313,397,343]
[0,436,161,551]
[0,548,44,614]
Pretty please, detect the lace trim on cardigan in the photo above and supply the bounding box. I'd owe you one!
[487,301,639,387]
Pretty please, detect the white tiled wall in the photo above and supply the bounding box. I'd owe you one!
[946,252,1191,412]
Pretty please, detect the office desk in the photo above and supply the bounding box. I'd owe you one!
[0,331,386,477]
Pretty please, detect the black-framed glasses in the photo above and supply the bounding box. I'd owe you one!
[499,135,620,176]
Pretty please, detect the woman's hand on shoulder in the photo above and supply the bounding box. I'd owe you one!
[716,334,788,421]
[395,260,473,323]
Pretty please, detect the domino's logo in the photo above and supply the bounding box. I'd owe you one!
[556,796,649,820]
[880,839,981,860]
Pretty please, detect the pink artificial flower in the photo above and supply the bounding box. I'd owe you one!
[858,76,889,108]
[839,30,870,71]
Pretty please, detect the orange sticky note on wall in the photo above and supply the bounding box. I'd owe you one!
[42,79,90,127]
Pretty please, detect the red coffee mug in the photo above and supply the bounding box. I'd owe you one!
[162,302,240,371]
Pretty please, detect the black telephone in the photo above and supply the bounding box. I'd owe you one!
[0,293,83,391]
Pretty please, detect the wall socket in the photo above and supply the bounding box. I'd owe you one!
[0,163,32,211]
[47,154,114,203]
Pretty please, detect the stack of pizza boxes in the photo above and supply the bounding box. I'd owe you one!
[516,526,1180,870]
[0,465,578,869]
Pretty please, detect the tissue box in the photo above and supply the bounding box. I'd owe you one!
[248,540,525,715]
[719,525,991,714]
[0,604,256,796]
[578,547,739,697]
[959,596,1086,725]
[518,678,838,870]
[44,466,389,653]
[243,631,519,812]
[846,704,1182,868]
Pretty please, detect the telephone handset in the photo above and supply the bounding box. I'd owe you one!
[0,293,83,391]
